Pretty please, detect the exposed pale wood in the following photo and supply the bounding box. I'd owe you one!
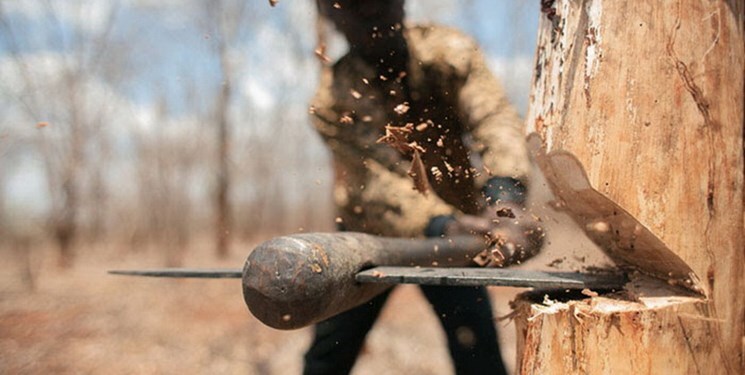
[514,289,723,375]
[517,0,744,373]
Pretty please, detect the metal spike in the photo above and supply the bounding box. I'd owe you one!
[356,267,628,290]
[108,268,243,278]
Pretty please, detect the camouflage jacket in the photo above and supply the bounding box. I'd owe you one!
[310,24,530,237]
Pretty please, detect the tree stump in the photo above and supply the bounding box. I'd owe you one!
[516,1,744,373]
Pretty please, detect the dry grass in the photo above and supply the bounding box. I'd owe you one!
[0,239,525,375]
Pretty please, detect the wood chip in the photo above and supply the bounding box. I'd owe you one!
[490,247,506,266]
[339,115,353,124]
[376,123,429,195]
[314,44,331,63]
[472,250,490,266]
[310,263,322,273]
[443,160,454,173]
[431,166,443,182]
[581,288,599,297]
[408,149,429,195]
[376,123,422,153]
[394,102,410,115]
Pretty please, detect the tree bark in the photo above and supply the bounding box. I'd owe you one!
[517,0,744,374]
[215,38,232,259]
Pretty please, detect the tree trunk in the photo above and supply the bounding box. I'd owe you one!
[516,1,744,374]
[55,177,78,268]
[215,41,232,258]
[55,79,85,268]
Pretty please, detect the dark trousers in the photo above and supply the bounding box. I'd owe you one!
[303,285,507,375]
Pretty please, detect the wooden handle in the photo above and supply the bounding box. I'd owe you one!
[241,232,486,330]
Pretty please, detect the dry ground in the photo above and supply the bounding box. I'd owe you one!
[0,240,526,375]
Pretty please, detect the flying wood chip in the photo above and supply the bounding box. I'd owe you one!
[408,149,430,195]
[376,123,416,153]
[394,102,410,115]
[314,44,331,64]
[377,124,430,194]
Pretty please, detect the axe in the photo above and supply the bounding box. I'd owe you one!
[110,232,627,330]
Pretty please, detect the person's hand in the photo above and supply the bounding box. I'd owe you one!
[444,202,545,267]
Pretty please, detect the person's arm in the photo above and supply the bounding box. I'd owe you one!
[409,26,531,200]
[421,29,542,264]
[454,33,532,189]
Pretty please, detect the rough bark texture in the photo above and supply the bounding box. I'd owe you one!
[517,0,744,373]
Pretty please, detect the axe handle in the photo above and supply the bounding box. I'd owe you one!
[242,232,487,330]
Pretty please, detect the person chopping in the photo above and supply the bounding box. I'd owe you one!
[305,1,544,373]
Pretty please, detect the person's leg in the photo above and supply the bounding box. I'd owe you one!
[420,285,507,375]
[303,289,392,375]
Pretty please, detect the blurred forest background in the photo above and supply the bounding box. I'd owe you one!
[0,1,544,373]
[0,0,538,269]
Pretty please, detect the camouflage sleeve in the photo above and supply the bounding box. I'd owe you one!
[454,34,532,187]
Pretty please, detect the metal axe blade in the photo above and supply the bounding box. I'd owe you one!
[356,266,627,290]
[109,267,626,290]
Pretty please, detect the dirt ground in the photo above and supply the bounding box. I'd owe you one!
[0,240,522,375]
[0,173,612,374]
